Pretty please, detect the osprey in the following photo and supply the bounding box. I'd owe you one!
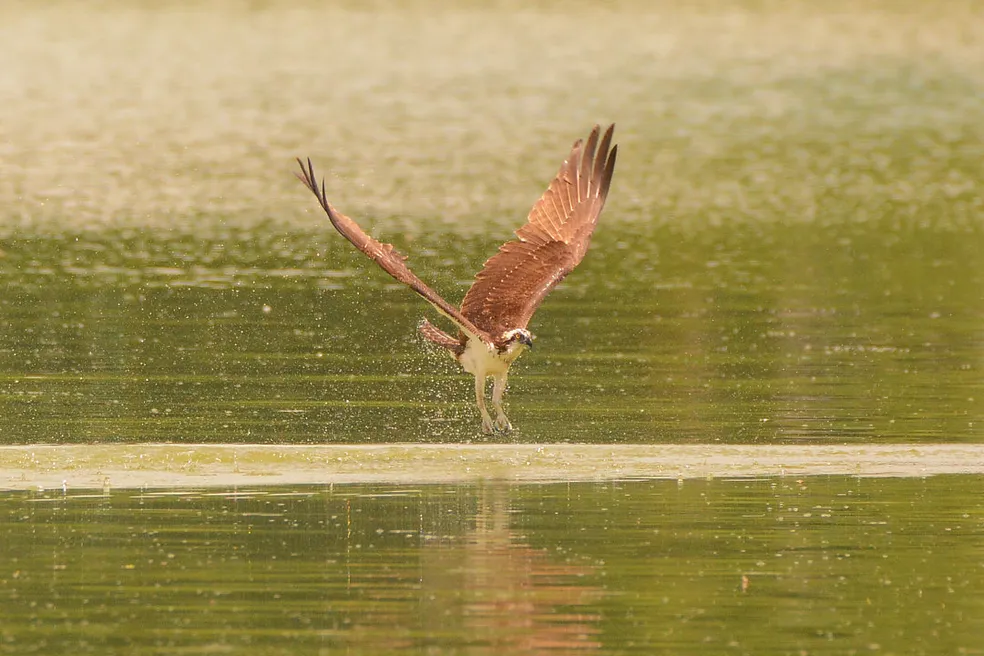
[296,124,617,433]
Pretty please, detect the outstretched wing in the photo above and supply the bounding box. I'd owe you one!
[460,124,617,337]
[296,158,491,343]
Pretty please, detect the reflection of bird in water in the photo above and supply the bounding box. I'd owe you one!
[456,485,604,653]
[296,125,617,433]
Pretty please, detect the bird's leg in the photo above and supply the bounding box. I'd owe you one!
[474,373,494,434]
[491,373,511,432]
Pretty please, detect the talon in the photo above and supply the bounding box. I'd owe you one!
[495,415,512,432]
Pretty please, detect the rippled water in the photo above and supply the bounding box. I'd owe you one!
[3,477,982,655]
[2,220,981,443]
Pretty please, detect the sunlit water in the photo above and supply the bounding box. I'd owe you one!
[2,477,982,655]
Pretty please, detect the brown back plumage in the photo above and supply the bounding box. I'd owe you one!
[459,124,617,339]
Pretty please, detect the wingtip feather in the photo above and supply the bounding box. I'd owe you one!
[600,144,618,204]
[581,126,600,197]
[592,125,615,196]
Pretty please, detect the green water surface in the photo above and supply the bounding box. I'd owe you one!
[2,220,982,443]
[3,477,983,655]
[1,1,984,653]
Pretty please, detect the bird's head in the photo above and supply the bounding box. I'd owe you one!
[500,328,535,354]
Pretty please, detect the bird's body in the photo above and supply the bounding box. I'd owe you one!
[296,125,617,433]
[458,333,526,432]
[458,332,525,378]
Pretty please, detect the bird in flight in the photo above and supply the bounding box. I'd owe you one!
[296,124,617,433]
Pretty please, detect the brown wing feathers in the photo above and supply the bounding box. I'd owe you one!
[460,124,617,338]
[295,124,616,347]
[295,158,489,342]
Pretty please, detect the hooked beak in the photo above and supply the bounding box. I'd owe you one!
[519,334,534,350]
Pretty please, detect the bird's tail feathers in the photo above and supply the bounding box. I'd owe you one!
[418,319,464,356]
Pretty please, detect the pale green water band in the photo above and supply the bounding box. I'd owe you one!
[2,444,982,491]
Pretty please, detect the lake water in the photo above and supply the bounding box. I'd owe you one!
[1,0,983,653]
[2,219,981,444]
[3,477,983,654]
